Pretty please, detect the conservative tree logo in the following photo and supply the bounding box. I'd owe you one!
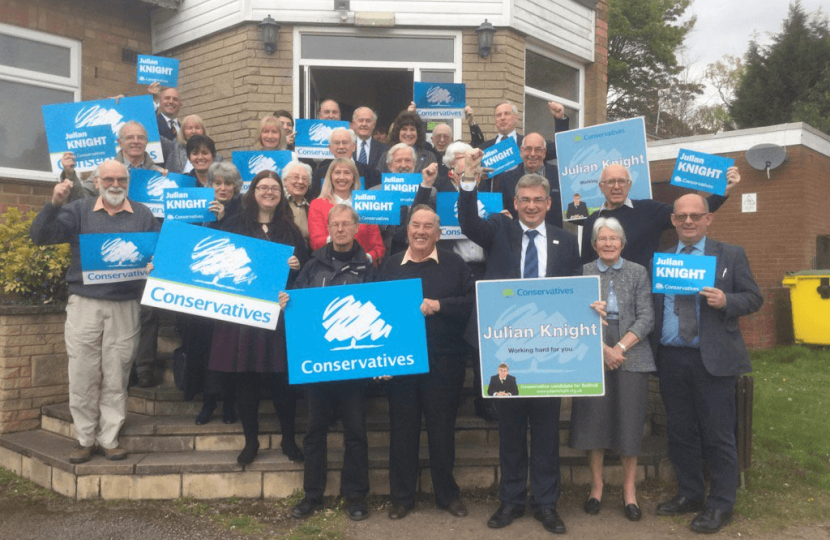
[146,174,179,200]
[190,236,258,291]
[74,105,125,136]
[426,86,453,105]
[100,238,143,267]
[309,123,334,145]
[247,154,278,176]
[322,295,392,351]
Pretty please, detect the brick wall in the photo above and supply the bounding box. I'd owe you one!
[0,0,154,212]
[0,306,69,434]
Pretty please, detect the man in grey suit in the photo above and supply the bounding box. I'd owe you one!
[651,194,762,534]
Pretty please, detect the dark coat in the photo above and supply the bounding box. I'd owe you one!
[489,163,563,228]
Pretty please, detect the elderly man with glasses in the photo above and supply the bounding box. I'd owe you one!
[30,159,159,464]
[580,164,742,269]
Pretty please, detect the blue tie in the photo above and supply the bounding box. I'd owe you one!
[524,229,539,278]
[358,141,368,164]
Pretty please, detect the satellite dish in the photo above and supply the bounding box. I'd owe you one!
[746,144,787,179]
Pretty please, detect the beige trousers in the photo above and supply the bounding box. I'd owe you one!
[64,295,140,449]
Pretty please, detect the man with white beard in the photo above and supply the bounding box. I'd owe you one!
[30,159,159,464]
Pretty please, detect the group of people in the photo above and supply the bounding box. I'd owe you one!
[30,84,762,535]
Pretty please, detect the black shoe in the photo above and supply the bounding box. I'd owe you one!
[195,403,216,425]
[475,401,499,422]
[624,503,642,521]
[346,499,370,521]
[583,497,601,515]
[388,504,410,520]
[137,371,156,388]
[445,498,468,517]
[281,440,304,462]
[291,498,322,519]
[656,495,704,516]
[487,504,524,529]
[535,508,566,534]
[222,404,237,424]
[237,440,259,465]
[690,507,733,534]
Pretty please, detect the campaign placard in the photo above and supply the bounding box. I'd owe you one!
[352,191,401,225]
[413,82,466,119]
[79,232,159,285]
[652,253,717,294]
[142,221,295,329]
[670,148,734,196]
[128,169,198,218]
[230,150,294,193]
[285,279,429,384]
[381,173,422,206]
[477,276,604,397]
[481,137,522,177]
[555,117,651,222]
[437,192,503,240]
[50,125,117,174]
[294,119,350,159]
[164,188,215,222]
[136,55,179,86]
[42,95,164,172]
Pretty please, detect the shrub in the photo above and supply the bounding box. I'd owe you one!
[0,207,71,305]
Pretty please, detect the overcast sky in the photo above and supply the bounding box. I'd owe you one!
[682,0,827,104]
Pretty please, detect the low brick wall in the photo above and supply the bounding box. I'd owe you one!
[0,305,68,434]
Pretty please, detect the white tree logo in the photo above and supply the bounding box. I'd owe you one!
[426,86,453,105]
[322,295,392,350]
[100,238,142,267]
[248,155,278,176]
[453,198,489,220]
[147,174,179,200]
[189,237,257,291]
[309,123,333,145]
[74,105,125,137]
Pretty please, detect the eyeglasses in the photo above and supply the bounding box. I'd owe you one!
[255,185,282,194]
[672,213,709,222]
[284,174,309,184]
[601,178,629,186]
[521,146,546,155]
[98,176,129,185]
[517,197,548,205]
[329,221,357,230]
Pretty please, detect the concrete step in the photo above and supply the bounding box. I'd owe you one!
[0,428,671,501]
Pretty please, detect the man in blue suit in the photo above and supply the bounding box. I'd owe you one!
[458,150,581,535]
[651,193,762,534]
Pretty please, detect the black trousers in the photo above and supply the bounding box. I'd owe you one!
[133,305,158,376]
[387,355,465,508]
[303,381,369,503]
[658,345,738,510]
[497,397,562,510]
[235,372,297,444]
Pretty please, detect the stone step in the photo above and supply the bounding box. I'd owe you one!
[0,428,671,501]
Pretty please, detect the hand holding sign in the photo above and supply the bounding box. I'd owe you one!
[61,153,76,176]
[700,286,727,309]
[725,166,741,195]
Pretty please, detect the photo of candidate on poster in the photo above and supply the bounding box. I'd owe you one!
[555,117,652,222]
[477,276,605,398]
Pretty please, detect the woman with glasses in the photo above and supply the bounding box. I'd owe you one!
[207,170,307,465]
[568,217,655,522]
[308,158,384,264]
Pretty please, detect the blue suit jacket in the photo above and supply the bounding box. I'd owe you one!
[650,238,763,377]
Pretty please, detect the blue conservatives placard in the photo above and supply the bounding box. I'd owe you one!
[352,191,401,225]
[413,82,466,119]
[437,192,503,240]
[481,137,522,177]
[136,55,179,86]
[476,276,604,397]
[79,232,159,285]
[670,148,734,196]
[294,119,350,159]
[285,279,429,384]
[58,125,117,174]
[555,117,651,222]
[652,253,717,295]
[128,169,198,218]
[231,150,294,193]
[381,173,422,205]
[141,221,295,329]
[42,95,164,171]
[164,188,215,222]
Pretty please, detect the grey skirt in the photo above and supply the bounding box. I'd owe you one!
[567,320,649,456]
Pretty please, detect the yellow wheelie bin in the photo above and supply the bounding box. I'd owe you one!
[782,270,830,345]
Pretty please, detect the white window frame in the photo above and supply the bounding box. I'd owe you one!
[292,27,463,135]
[524,44,585,130]
[0,22,81,182]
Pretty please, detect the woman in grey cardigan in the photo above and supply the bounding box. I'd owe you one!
[569,217,655,522]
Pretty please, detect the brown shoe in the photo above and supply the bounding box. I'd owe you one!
[446,498,469,517]
[100,445,128,461]
[69,444,94,464]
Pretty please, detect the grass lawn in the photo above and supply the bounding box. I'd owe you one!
[735,345,830,529]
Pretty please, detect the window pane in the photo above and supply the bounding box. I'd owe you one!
[0,80,73,172]
[526,50,579,103]
[302,34,454,63]
[525,93,579,145]
[0,33,70,77]
[420,70,455,84]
